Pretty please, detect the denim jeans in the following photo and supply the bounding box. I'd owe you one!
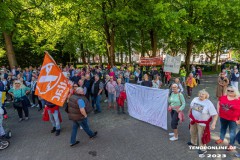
[220,117,237,145]
[70,118,94,144]
[41,100,46,108]
[48,110,60,130]
[125,78,129,83]
[92,95,101,112]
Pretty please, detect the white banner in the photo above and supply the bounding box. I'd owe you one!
[125,83,169,130]
[163,54,181,73]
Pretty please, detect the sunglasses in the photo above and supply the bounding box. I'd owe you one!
[15,83,20,84]
[227,90,234,93]
[73,86,78,87]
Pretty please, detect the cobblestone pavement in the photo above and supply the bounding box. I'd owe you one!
[1,75,240,160]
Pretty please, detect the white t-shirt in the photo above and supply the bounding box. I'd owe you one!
[190,97,217,126]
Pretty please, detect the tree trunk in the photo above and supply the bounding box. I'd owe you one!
[102,2,115,67]
[106,46,110,64]
[92,54,95,63]
[87,50,91,64]
[120,51,123,64]
[117,53,119,62]
[141,29,145,57]
[99,55,102,65]
[109,29,115,66]
[215,39,221,71]
[3,32,18,68]
[185,37,193,72]
[150,29,157,57]
[128,39,132,63]
[80,43,86,64]
[209,53,214,64]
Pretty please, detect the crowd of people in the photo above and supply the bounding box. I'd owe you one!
[0,63,239,157]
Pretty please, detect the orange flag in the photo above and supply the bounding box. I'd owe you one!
[35,52,70,107]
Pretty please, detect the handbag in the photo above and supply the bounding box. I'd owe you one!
[13,98,23,108]
[13,89,23,108]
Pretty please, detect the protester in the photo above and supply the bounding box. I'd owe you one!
[95,69,102,79]
[30,77,37,107]
[222,69,228,77]
[68,83,78,100]
[215,86,240,151]
[195,67,202,84]
[106,76,117,109]
[152,75,162,89]
[141,74,152,87]
[151,67,159,80]
[91,74,103,114]
[104,75,110,103]
[180,67,187,87]
[230,68,239,90]
[115,78,125,114]
[71,73,80,84]
[109,69,115,80]
[168,84,186,141]
[164,72,171,86]
[44,101,62,136]
[173,78,184,93]
[186,73,197,98]
[23,68,32,82]
[67,87,97,146]
[78,79,87,95]
[124,69,130,83]
[191,65,196,75]
[134,68,142,84]
[8,80,31,122]
[216,72,229,98]
[84,74,92,100]
[188,89,218,154]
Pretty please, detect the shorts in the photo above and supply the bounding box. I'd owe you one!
[108,93,116,103]
[171,110,179,129]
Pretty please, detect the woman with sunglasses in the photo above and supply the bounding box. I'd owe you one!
[8,80,31,122]
[215,86,240,151]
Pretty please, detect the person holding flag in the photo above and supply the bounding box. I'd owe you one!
[35,51,72,135]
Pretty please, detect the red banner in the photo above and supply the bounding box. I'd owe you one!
[139,57,163,66]
[35,53,71,106]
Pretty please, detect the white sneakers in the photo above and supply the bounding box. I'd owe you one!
[169,136,178,141]
[169,132,178,141]
[104,99,108,103]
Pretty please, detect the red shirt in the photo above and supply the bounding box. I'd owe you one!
[219,96,240,121]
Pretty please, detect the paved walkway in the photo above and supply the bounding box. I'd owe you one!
[1,75,240,160]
